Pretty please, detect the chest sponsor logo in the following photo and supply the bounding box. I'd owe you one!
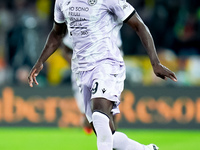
[88,0,97,6]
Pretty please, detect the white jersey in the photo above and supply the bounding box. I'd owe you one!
[63,31,123,51]
[63,33,73,49]
[55,0,134,73]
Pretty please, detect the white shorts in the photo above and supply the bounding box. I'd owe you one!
[71,72,85,114]
[75,63,126,123]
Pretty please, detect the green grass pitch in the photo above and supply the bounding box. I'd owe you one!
[0,128,199,150]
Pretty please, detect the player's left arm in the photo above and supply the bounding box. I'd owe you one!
[125,12,177,82]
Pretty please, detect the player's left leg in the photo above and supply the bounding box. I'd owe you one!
[90,98,159,150]
[113,131,159,150]
[87,63,122,150]
[91,97,115,150]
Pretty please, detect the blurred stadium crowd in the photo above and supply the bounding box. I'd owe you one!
[0,0,199,87]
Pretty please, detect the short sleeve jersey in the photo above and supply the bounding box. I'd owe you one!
[55,0,134,73]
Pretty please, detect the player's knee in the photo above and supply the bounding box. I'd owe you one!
[92,97,113,115]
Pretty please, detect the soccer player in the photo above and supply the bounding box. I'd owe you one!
[62,31,123,134]
[28,0,177,150]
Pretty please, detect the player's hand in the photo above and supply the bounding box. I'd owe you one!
[28,62,43,87]
[153,63,177,82]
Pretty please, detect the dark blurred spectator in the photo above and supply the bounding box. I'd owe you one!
[0,1,13,54]
[5,0,43,85]
[171,6,200,55]
[0,1,14,85]
[150,0,181,48]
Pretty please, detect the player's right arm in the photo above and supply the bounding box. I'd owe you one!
[28,22,67,87]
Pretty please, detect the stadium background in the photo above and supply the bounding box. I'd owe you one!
[0,0,200,150]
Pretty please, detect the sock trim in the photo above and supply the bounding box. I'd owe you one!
[93,110,110,120]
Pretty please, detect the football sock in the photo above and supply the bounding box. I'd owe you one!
[113,131,146,150]
[92,111,113,150]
